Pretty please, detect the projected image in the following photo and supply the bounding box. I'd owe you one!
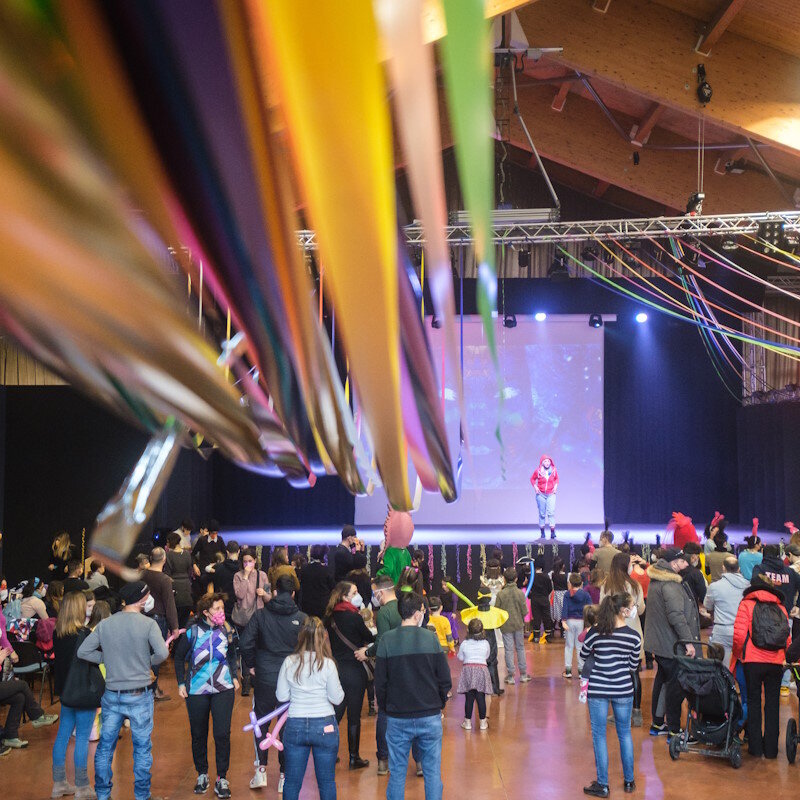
[356,316,605,526]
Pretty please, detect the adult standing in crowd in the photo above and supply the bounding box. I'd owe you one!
[580,592,641,798]
[174,518,195,550]
[326,581,374,770]
[164,532,195,628]
[78,581,169,800]
[679,542,707,605]
[142,547,179,701]
[232,548,269,696]
[239,574,306,792]
[299,545,334,619]
[192,520,226,580]
[276,616,344,800]
[213,541,242,618]
[591,530,620,575]
[51,591,96,800]
[733,575,791,759]
[267,546,300,593]
[174,593,239,799]
[332,525,367,583]
[703,557,749,666]
[643,549,700,737]
[705,533,731,583]
[48,532,74,581]
[738,532,763,581]
[375,592,451,800]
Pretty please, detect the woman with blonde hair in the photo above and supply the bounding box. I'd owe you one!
[52,591,97,799]
[277,616,344,800]
[268,546,300,592]
[48,532,74,580]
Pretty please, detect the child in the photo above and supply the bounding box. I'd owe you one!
[360,606,378,716]
[427,596,455,654]
[578,604,599,703]
[586,568,605,604]
[457,619,493,731]
[495,568,531,684]
[481,559,504,603]
[562,573,592,678]
[529,558,553,644]
[551,559,568,636]
[440,577,460,645]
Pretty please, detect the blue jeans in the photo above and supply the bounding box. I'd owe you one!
[94,690,154,800]
[53,705,96,785]
[536,492,556,528]
[588,696,634,786]
[386,714,442,800]
[282,716,338,800]
[376,708,420,763]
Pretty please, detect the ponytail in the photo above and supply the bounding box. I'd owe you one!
[596,592,632,635]
[745,535,761,550]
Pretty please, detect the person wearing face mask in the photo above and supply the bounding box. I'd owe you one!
[20,577,49,619]
[232,548,270,697]
[77,581,169,800]
[142,547,180,701]
[325,580,374,770]
[174,593,240,799]
[530,454,559,539]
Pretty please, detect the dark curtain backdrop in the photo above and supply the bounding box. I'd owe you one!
[737,403,800,531]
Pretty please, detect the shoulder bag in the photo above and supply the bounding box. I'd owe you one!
[331,619,375,681]
[60,629,105,709]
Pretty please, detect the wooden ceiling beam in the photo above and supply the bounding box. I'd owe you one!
[630,103,664,147]
[551,82,570,112]
[696,0,748,57]
[422,0,537,44]
[516,0,800,157]
[509,85,789,214]
[593,180,611,197]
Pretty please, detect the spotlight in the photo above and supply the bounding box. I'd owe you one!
[696,64,712,104]
[534,311,547,322]
[758,220,782,253]
[548,255,570,281]
[588,313,603,328]
[721,236,738,251]
[517,248,531,272]
[635,312,648,324]
[503,313,517,329]
[685,191,705,215]
[581,246,599,262]
[431,316,442,329]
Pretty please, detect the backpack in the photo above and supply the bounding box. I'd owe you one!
[751,600,790,651]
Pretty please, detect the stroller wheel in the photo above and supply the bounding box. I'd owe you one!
[787,718,798,764]
[729,742,742,769]
[668,735,681,761]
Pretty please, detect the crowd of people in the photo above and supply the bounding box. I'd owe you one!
[0,514,799,799]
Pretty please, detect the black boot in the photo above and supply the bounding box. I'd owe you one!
[240,671,250,697]
[539,527,546,539]
[348,723,369,769]
[550,527,556,539]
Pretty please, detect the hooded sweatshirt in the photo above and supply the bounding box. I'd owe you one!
[732,585,791,665]
[703,571,750,635]
[530,455,559,494]
[751,555,800,616]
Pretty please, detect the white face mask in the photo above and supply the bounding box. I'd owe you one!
[624,606,635,619]
[0,589,7,602]
[416,612,425,627]
[143,595,155,614]
[351,593,364,609]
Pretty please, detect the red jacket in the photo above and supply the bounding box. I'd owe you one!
[530,455,558,494]
[732,586,791,666]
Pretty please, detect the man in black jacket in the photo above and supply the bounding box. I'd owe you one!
[239,574,306,790]
[299,545,334,618]
[375,592,450,800]
[331,525,367,583]
[679,542,707,605]
[192,520,226,574]
[213,541,241,617]
[752,545,800,616]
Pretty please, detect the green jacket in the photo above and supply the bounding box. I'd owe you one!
[494,583,528,634]
[377,547,411,585]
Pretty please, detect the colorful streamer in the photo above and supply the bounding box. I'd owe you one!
[456,544,462,583]
[466,544,473,579]
[428,543,435,584]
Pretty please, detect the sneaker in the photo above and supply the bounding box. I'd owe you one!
[215,777,231,799]
[583,781,610,797]
[562,669,572,679]
[461,719,472,731]
[249,765,267,789]
[519,674,532,683]
[377,759,389,775]
[2,738,28,749]
[624,780,636,793]
[32,713,59,728]
[649,723,668,736]
[0,744,10,757]
[194,774,209,794]
[479,719,489,731]
[277,773,285,794]
[631,709,643,727]
[504,676,516,685]
[415,762,423,777]
[781,686,791,697]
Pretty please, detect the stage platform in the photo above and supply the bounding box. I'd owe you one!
[228,523,783,548]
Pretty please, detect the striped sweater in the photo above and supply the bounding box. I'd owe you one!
[579,625,641,698]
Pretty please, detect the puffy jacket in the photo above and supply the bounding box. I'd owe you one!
[732,585,790,666]
[751,555,800,615]
[643,560,700,658]
[238,592,306,686]
[530,455,558,494]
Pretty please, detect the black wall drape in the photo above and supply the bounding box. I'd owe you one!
[737,403,800,531]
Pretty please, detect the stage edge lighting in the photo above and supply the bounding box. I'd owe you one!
[588,313,603,329]
[635,312,648,324]
[534,312,547,322]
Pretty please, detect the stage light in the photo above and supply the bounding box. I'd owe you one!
[517,248,531,272]
[721,236,738,251]
[431,316,442,329]
[588,313,603,329]
[548,256,570,281]
[503,313,517,329]
[635,312,648,324]
[534,311,547,322]
[685,192,705,215]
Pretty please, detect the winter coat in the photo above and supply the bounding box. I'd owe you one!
[643,559,700,659]
[704,571,750,636]
[751,555,800,615]
[299,561,335,619]
[238,592,306,686]
[232,568,269,628]
[679,564,707,604]
[732,585,791,666]
[212,559,241,615]
[530,454,559,494]
[494,583,528,633]
[331,543,368,583]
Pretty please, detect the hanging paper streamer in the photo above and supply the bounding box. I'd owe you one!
[306,545,311,561]
[456,545,462,583]
[441,545,447,577]
[552,543,558,559]
[642,543,651,564]
[569,543,575,570]
[479,544,487,576]
[512,542,518,565]
[525,544,532,559]
[466,545,472,579]
[428,544,434,584]
[537,543,545,557]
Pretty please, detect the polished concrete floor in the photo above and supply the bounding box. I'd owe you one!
[7,635,800,799]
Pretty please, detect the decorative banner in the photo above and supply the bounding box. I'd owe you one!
[466,544,473,579]
[569,543,576,570]
[456,545,462,583]
[441,545,447,577]
[642,543,651,563]
[439,0,497,365]
[525,543,532,559]
[253,0,411,508]
[512,542,518,565]
[428,544,435,584]
[479,544,487,575]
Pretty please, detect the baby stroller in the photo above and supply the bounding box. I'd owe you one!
[786,663,800,762]
[668,641,744,769]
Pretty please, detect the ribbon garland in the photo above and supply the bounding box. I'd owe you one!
[456,544,462,583]
[441,545,447,577]
[479,544,487,575]
[466,544,472,579]
[525,543,532,559]
[428,543,434,584]
[512,542,518,566]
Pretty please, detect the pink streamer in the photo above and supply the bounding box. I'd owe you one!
[428,543,434,584]
[466,544,472,579]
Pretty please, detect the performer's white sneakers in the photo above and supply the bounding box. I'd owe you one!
[249,765,267,789]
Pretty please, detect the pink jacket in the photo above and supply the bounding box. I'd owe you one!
[530,455,559,494]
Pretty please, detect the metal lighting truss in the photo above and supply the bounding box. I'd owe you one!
[295,210,800,250]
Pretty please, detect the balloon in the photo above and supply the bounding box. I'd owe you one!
[164,628,186,647]
[243,702,290,739]
[525,570,535,599]
[444,582,476,609]
[384,510,414,549]
[259,709,289,752]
